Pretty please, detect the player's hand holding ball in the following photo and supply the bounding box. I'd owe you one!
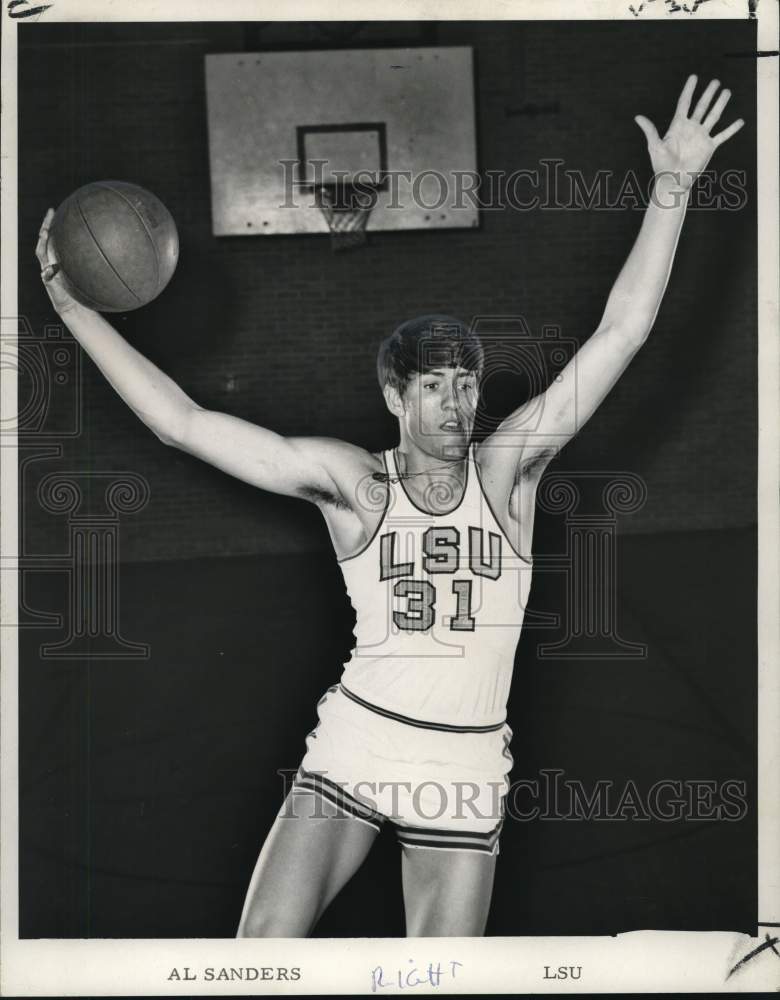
[36,208,80,317]
[36,181,179,315]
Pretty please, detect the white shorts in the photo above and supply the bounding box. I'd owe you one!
[293,684,513,855]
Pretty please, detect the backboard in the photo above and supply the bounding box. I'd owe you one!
[204,47,478,236]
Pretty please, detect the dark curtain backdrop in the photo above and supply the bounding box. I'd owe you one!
[17,19,757,937]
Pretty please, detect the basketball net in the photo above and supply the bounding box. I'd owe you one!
[313,184,378,252]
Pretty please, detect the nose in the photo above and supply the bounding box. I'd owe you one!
[441,384,457,412]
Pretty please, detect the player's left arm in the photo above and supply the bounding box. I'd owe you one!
[490,75,744,477]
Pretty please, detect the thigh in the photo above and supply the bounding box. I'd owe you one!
[401,845,497,937]
[236,788,379,938]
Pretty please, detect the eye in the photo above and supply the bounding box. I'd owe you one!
[424,381,439,390]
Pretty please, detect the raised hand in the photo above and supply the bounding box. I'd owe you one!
[635,75,744,189]
[35,208,82,315]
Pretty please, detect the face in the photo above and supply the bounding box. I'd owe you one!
[387,366,479,460]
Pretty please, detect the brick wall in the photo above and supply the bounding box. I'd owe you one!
[18,20,757,561]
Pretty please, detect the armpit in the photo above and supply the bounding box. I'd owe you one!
[298,485,352,510]
[519,447,557,478]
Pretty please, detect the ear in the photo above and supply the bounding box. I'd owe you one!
[383,383,405,418]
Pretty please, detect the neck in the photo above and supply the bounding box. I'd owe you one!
[395,443,468,480]
[391,444,469,513]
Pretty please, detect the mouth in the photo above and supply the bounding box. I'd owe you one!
[440,421,465,433]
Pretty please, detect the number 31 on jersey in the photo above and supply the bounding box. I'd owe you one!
[379,527,502,633]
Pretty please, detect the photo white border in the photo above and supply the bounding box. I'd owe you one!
[1,0,778,994]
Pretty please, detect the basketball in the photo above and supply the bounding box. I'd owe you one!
[49,181,179,312]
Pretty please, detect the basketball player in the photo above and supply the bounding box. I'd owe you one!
[35,76,742,936]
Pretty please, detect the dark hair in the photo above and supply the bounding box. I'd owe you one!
[376,314,484,395]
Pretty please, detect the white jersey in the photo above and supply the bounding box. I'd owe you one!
[337,443,533,730]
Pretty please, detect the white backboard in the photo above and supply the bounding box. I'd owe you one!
[205,47,478,235]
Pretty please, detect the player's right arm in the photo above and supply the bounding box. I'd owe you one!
[35,209,354,502]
